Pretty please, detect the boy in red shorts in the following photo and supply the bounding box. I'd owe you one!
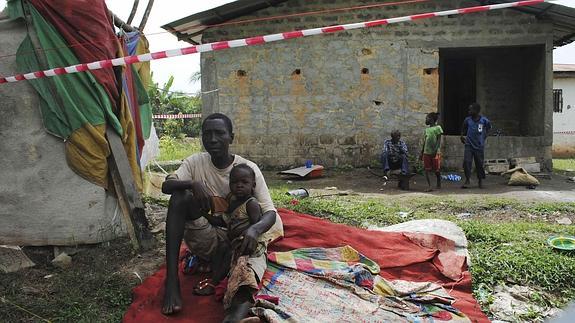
[420,112,443,192]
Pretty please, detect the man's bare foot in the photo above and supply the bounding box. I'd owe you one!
[223,302,252,323]
[162,277,182,315]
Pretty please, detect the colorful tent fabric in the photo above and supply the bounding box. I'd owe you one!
[122,209,489,322]
[27,0,121,114]
[15,5,122,187]
[12,0,152,189]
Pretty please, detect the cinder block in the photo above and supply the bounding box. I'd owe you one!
[485,159,509,174]
[521,163,541,173]
[510,157,537,165]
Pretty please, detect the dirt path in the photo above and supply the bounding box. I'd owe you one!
[264,168,575,203]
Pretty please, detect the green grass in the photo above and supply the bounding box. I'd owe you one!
[158,137,201,161]
[554,158,575,174]
[270,188,575,316]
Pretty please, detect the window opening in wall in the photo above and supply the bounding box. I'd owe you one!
[440,57,476,135]
[554,89,563,113]
[236,70,247,77]
[291,69,301,76]
[361,68,369,74]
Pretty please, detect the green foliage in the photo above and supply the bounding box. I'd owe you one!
[158,137,201,161]
[148,75,202,138]
[162,119,184,138]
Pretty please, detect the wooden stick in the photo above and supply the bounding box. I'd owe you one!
[138,0,154,31]
[109,10,137,32]
[106,127,154,251]
[127,0,140,25]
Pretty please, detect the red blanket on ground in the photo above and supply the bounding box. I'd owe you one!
[123,209,489,323]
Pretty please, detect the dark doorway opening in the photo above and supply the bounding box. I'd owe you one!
[441,57,476,135]
[439,45,545,137]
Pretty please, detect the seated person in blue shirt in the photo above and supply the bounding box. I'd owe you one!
[460,103,492,189]
[381,130,409,177]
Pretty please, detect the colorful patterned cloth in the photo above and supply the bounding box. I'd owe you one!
[255,246,470,322]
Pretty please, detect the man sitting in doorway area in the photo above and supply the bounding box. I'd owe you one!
[160,113,283,322]
[381,130,409,178]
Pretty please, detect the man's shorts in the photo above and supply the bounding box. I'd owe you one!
[423,154,441,172]
[182,196,267,281]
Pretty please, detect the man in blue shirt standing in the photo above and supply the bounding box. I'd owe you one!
[460,103,491,189]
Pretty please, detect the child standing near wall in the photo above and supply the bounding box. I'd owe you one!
[460,103,491,189]
[421,112,443,192]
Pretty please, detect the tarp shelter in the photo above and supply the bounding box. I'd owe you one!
[0,0,152,246]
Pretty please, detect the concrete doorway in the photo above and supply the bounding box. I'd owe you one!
[439,45,546,137]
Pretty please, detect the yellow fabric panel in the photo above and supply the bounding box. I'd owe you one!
[134,35,152,89]
[65,124,110,188]
[119,91,144,193]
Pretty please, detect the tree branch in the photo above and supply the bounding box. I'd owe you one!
[127,0,140,25]
[138,0,154,32]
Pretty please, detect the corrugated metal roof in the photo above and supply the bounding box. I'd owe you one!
[480,0,575,47]
[162,0,575,47]
[161,0,288,44]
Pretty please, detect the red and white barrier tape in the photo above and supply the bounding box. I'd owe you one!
[0,0,546,84]
[554,131,575,135]
[153,114,202,119]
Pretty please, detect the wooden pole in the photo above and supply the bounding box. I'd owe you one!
[127,0,140,25]
[106,128,154,251]
[109,10,137,32]
[138,0,154,31]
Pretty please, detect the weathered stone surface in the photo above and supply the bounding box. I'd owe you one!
[200,0,554,169]
[0,19,123,246]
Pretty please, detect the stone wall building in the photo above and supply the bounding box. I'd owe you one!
[164,0,575,170]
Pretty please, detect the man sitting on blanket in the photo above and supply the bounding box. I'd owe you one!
[161,113,283,322]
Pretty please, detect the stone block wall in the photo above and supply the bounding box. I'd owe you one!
[201,0,554,169]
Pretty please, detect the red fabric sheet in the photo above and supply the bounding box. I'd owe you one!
[123,209,490,323]
[28,0,120,112]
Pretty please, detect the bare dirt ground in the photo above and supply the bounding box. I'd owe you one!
[264,168,575,203]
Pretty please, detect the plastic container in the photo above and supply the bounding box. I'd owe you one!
[286,188,310,198]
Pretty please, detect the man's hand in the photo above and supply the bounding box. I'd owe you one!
[190,181,213,212]
[239,226,260,256]
[460,136,466,145]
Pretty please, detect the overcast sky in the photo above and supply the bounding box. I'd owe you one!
[1,0,574,93]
